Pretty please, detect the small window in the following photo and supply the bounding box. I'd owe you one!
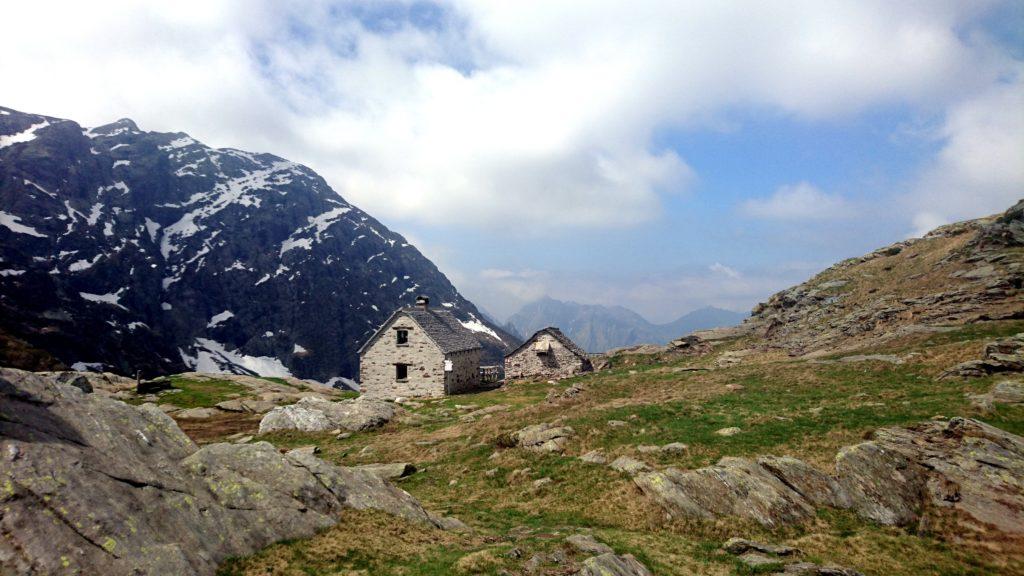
[395,364,408,381]
[396,330,409,345]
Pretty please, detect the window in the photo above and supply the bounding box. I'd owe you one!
[396,330,409,345]
[395,364,408,381]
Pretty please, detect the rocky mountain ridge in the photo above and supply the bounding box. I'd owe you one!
[0,106,516,382]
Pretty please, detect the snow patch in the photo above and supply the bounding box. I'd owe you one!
[0,211,46,237]
[180,338,293,378]
[326,376,359,391]
[280,206,352,255]
[460,318,501,341]
[80,289,127,310]
[207,310,234,328]
[144,218,161,242]
[293,343,307,354]
[68,254,102,272]
[24,179,56,198]
[0,120,50,148]
[0,269,26,277]
[85,203,104,225]
[161,302,173,310]
[113,160,130,168]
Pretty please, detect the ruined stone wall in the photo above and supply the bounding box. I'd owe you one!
[359,315,446,398]
[504,334,589,380]
[445,348,483,394]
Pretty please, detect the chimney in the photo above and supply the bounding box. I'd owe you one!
[415,295,429,310]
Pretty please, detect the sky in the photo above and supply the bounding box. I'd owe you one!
[2,1,1022,322]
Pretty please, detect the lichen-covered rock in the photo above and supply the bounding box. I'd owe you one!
[258,395,396,433]
[512,422,575,453]
[609,456,651,475]
[868,417,1024,536]
[579,450,608,464]
[354,462,417,479]
[722,537,799,556]
[783,562,865,575]
[834,441,928,525]
[0,368,456,576]
[576,553,652,576]
[636,457,815,527]
[633,417,1024,542]
[757,455,851,509]
[566,534,614,555]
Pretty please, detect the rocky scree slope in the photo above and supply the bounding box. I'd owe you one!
[0,106,515,381]
[0,368,462,576]
[738,200,1024,356]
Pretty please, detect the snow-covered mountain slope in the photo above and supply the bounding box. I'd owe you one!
[0,106,516,381]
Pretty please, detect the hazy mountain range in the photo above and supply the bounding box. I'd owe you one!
[506,297,747,352]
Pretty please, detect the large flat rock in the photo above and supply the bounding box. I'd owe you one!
[258,395,398,433]
[0,368,449,576]
[634,417,1024,543]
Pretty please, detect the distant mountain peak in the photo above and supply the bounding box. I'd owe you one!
[508,297,746,353]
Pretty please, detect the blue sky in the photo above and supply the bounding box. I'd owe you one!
[2,1,1022,321]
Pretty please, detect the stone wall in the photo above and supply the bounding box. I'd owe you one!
[505,334,590,380]
[445,348,483,394]
[360,315,446,398]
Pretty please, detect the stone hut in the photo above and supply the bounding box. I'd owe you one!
[504,327,593,380]
[358,296,483,398]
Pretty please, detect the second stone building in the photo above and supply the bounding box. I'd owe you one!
[504,327,593,380]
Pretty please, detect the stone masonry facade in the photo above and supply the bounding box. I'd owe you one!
[444,348,484,394]
[359,313,481,398]
[505,332,590,380]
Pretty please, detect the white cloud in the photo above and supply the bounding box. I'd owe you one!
[0,1,1015,232]
[709,262,741,279]
[741,182,852,220]
[905,73,1024,236]
[461,261,820,322]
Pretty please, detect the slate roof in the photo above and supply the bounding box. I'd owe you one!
[358,307,483,355]
[505,327,588,359]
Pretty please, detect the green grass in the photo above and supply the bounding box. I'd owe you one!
[153,376,249,409]
[213,323,1023,576]
[564,362,996,467]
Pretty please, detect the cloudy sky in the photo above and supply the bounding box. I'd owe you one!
[3,1,1022,321]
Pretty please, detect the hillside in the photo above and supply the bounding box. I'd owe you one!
[508,297,746,352]
[0,106,516,381]
[105,201,1020,575]
[734,199,1023,357]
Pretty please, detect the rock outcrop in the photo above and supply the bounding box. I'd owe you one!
[0,368,454,576]
[739,200,1024,357]
[969,379,1024,411]
[510,422,575,453]
[634,418,1024,543]
[258,395,397,433]
[576,553,653,576]
[940,333,1024,378]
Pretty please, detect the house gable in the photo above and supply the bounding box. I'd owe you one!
[360,311,444,359]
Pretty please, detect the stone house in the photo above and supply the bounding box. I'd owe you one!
[504,327,593,380]
[358,296,483,398]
